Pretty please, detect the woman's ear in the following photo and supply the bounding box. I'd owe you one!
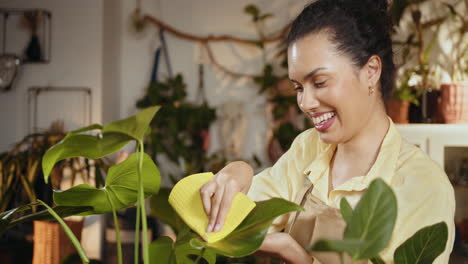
[365,55,382,87]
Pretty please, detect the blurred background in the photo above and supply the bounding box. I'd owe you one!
[0,0,466,263]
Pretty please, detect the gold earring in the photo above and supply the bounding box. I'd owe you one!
[369,86,375,95]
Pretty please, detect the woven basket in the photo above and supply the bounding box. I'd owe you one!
[439,82,468,124]
[32,220,84,264]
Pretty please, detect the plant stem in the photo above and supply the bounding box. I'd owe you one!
[105,192,123,264]
[340,253,345,264]
[37,200,89,264]
[134,202,141,264]
[138,140,150,264]
[195,248,206,264]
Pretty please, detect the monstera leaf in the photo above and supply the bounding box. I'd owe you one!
[42,106,160,183]
[192,198,303,257]
[53,153,160,214]
[149,235,217,264]
[150,189,303,259]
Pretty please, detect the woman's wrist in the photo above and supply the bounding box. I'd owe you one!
[219,161,253,194]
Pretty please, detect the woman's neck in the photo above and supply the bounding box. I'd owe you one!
[330,107,390,190]
[338,110,389,161]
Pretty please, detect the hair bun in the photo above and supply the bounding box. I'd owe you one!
[338,0,389,12]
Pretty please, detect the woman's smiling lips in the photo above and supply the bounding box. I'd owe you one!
[309,111,336,132]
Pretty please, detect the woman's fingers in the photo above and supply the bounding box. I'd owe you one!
[212,184,236,232]
[207,185,225,232]
[200,181,217,217]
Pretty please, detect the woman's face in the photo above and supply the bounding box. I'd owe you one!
[288,31,379,144]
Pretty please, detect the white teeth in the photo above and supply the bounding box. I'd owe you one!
[312,112,335,126]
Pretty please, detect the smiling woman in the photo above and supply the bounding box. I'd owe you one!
[200,0,455,263]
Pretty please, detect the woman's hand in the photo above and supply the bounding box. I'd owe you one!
[200,161,254,233]
[257,233,312,264]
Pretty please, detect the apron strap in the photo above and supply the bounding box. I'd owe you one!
[285,183,315,234]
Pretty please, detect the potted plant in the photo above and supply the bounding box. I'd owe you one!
[0,121,108,263]
[390,0,467,123]
[437,0,468,123]
[386,68,421,124]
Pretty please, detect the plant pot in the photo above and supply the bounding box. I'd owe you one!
[439,82,468,124]
[32,219,84,264]
[386,99,409,124]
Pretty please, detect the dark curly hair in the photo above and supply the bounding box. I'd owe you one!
[287,0,395,101]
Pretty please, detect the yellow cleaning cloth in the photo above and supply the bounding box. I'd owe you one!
[168,172,256,243]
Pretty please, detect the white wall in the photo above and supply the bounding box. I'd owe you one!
[0,0,105,259]
[117,0,310,178]
[0,0,103,152]
[0,0,308,260]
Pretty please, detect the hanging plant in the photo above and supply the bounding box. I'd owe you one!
[136,74,217,177]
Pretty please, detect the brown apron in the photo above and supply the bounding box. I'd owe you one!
[283,183,365,264]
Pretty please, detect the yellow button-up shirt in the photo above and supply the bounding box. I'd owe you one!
[248,120,455,263]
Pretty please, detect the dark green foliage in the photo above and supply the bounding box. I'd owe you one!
[274,123,302,151]
[394,222,448,264]
[136,74,217,176]
[254,65,281,94]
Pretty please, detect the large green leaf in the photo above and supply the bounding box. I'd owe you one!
[42,133,132,182]
[63,124,103,139]
[53,153,160,214]
[198,198,303,257]
[150,188,188,234]
[340,198,353,226]
[103,106,160,141]
[344,179,397,259]
[175,240,216,264]
[42,106,160,183]
[394,222,448,264]
[311,239,364,254]
[149,236,175,264]
[149,235,216,264]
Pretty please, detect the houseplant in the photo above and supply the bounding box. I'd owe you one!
[0,105,451,264]
[437,0,468,123]
[390,0,467,123]
[0,121,108,263]
[386,68,420,123]
[136,74,218,178]
[149,178,449,264]
[0,106,304,264]
[310,179,448,264]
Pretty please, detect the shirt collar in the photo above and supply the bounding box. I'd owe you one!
[303,118,402,192]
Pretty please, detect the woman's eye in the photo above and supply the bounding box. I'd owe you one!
[314,81,326,88]
[294,86,303,92]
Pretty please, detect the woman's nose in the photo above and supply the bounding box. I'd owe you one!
[299,88,320,110]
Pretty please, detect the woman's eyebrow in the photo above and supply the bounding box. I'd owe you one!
[289,67,327,83]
